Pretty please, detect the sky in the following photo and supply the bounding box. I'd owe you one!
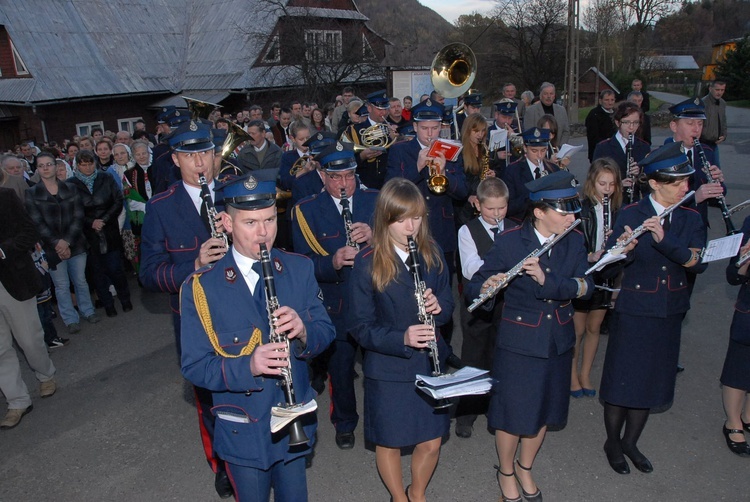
[420,0,496,24]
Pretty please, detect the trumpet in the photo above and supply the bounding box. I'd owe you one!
[289,155,311,178]
[468,219,581,312]
[426,159,448,194]
[259,243,309,446]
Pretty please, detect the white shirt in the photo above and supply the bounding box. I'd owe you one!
[526,158,543,178]
[533,227,555,254]
[254,140,268,153]
[232,247,260,293]
[649,195,670,225]
[615,131,629,153]
[458,218,504,280]
[183,180,214,214]
[329,193,353,216]
[394,244,410,270]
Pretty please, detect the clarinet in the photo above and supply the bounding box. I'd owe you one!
[407,236,441,377]
[601,195,610,250]
[468,219,581,312]
[693,138,737,235]
[340,188,359,251]
[586,191,695,275]
[624,134,636,204]
[259,243,309,446]
[198,174,229,248]
[407,237,451,409]
[736,249,750,269]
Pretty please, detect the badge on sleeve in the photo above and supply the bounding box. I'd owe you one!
[274,258,283,273]
[317,288,324,302]
[225,267,237,283]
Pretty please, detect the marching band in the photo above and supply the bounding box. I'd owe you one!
[122,48,749,501]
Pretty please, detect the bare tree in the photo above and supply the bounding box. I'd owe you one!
[490,0,568,91]
[617,0,680,69]
[582,0,625,73]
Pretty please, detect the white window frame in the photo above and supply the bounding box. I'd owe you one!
[10,40,28,75]
[117,117,143,133]
[304,30,342,63]
[76,121,105,137]
[263,35,281,63]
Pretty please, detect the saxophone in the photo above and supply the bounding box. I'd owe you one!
[340,188,359,251]
[198,174,229,248]
[259,243,309,446]
[479,146,492,180]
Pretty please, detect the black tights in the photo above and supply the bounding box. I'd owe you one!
[603,402,650,456]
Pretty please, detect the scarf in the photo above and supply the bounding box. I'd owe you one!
[74,168,98,193]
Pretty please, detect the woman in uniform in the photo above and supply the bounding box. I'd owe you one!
[571,159,623,398]
[467,171,592,502]
[458,112,492,225]
[599,142,707,474]
[720,216,750,457]
[348,178,454,502]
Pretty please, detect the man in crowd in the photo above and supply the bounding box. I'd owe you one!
[502,83,525,124]
[627,91,652,145]
[523,82,570,145]
[115,130,133,147]
[292,142,377,450]
[631,79,650,112]
[19,142,36,173]
[237,120,283,173]
[180,170,334,500]
[402,96,413,121]
[139,120,232,498]
[488,100,520,176]
[585,89,617,162]
[343,91,392,189]
[272,107,293,148]
[386,97,405,128]
[332,86,356,132]
[457,92,483,136]
[701,80,728,165]
[0,189,57,430]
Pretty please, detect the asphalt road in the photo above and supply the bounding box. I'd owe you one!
[3,96,750,501]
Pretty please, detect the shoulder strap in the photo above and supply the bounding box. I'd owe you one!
[294,205,330,256]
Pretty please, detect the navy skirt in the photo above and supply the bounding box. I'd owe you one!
[363,378,450,448]
[488,347,573,436]
[600,312,682,410]
[721,339,750,391]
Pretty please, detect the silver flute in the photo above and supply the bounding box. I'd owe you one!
[585,191,695,275]
[198,174,229,248]
[259,243,308,446]
[468,219,581,312]
[407,236,441,377]
[340,188,359,251]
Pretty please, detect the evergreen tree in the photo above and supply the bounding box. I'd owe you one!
[714,36,750,100]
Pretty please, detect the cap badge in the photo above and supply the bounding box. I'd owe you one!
[244,176,258,190]
[162,107,168,112]
[175,110,181,116]
[316,133,323,140]
[225,267,237,283]
[534,128,541,138]
[693,98,700,105]
[189,120,198,131]
[426,99,432,107]
[336,142,343,151]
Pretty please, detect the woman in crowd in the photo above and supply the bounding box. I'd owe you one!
[24,152,99,334]
[570,159,622,398]
[123,140,153,272]
[720,217,750,457]
[311,108,328,132]
[67,149,132,317]
[457,113,491,225]
[94,138,114,174]
[349,178,454,502]
[599,142,707,475]
[467,171,592,502]
[592,101,651,197]
[537,115,570,170]
[56,159,72,181]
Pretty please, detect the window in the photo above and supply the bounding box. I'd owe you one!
[362,33,376,60]
[76,121,104,137]
[304,30,342,63]
[118,117,143,133]
[263,35,280,63]
[10,40,28,75]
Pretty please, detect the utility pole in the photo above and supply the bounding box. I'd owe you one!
[565,0,580,120]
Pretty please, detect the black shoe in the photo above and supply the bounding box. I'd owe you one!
[446,353,465,369]
[676,363,685,373]
[95,299,104,309]
[455,423,472,438]
[305,452,314,469]
[494,465,522,502]
[514,460,542,501]
[405,484,413,502]
[214,470,233,499]
[743,420,750,433]
[723,424,750,457]
[105,305,117,317]
[121,301,133,312]
[335,431,355,449]
[603,441,630,475]
[310,375,325,395]
[622,446,653,473]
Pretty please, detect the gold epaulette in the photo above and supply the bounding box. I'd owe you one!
[192,273,262,358]
[294,205,329,256]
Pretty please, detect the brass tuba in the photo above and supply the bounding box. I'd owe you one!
[430,43,477,98]
[218,121,251,177]
[182,96,222,120]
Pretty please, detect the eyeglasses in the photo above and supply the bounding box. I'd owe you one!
[38,162,56,168]
[620,120,641,126]
[325,172,356,181]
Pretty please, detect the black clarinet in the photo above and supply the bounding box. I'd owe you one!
[259,243,309,446]
[694,138,737,235]
[340,188,359,251]
[623,134,637,204]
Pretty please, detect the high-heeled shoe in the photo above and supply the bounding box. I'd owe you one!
[513,460,542,501]
[621,445,653,473]
[723,424,750,457]
[582,388,597,397]
[494,465,522,502]
[603,441,630,475]
[404,484,412,502]
[742,420,750,434]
